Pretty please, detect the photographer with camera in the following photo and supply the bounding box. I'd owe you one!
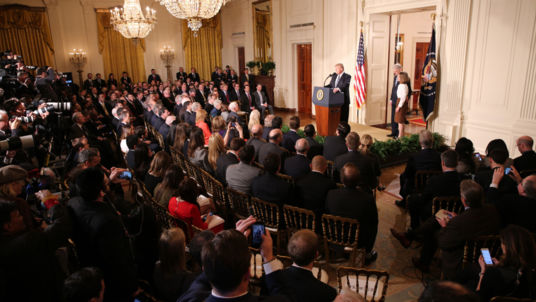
[35,66,57,101]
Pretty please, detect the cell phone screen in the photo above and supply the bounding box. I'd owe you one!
[119,171,132,179]
[481,248,493,265]
[504,167,512,175]
[251,223,265,248]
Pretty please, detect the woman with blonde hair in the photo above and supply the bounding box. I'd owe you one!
[207,133,225,175]
[153,227,193,302]
[211,115,226,135]
[144,151,171,194]
[195,109,211,145]
[248,109,261,132]
[394,71,411,138]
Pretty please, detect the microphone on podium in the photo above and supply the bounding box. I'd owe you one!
[323,73,336,87]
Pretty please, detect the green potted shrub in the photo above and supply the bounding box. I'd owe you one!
[246,61,259,75]
[261,61,276,76]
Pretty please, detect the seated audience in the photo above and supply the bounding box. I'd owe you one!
[216,137,244,184]
[513,135,536,176]
[173,123,191,155]
[475,148,517,195]
[334,132,377,193]
[283,138,311,179]
[125,134,139,169]
[247,123,266,161]
[323,122,350,161]
[325,162,378,263]
[226,145,261,194]
[144,151,171,194]
[188,127,210,171]
[206,133,225,175]
[248,109,261,132]
[258,128,288,166]
[455,137,477,176]
[251,152,292,206]
[153,228,194,302]
[187,230,215,274]
[63,267,105,302]
[282,116,301,152]
[303,124,323,160]
[195,109,211,145]
[134,143,152,180]
[154,164,184,208]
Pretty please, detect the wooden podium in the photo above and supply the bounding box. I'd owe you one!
[312,87,344,136]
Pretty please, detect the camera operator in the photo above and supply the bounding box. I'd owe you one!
[35,66,57,101]
[15,71,36,99]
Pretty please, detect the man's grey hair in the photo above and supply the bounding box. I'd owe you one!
[393,63,403,70]
[229,101,239,112]
[214,99,222,107]
[191,102,201,112]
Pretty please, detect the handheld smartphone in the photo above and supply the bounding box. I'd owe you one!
[251,223,265,249]
[475,153,482,161]
[481,248,493,265]
[504,167,512,175]
[447,213,453,219]
[118,171,132,179]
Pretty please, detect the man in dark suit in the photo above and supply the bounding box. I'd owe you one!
[274,230,338,302]
[475,149,518,196]
[253,84,273,118]
[120,72,132,87]
[93,73,105,92]
[125,135,138,169]
[247,124,266,162]
[407,149,462,229]
[176,67,187,81]
[282,116,301,152]
[195,83,207,108]
[513,136,536,175]
[296,155,337,233]
[229,82,241,102]
[258,129,288,167]
[211,67,223,86]
[220,83,231,104]
[283,138,310,179]
[188,67,200,83]
[325,162,378,262]
[323,122,350,161]
[334,132,377,193]
[147,69,161,84]
[83,72,94,91]
[388,64,402,137]
[303,124,323,160]
[240,85,255,112]
[487,168,536,233]
[216,138,244,184]
[327,63,351,122]
[397,130,442,207]
[251,153,292,206]
[262,116,282,141]
[35,67,57,101]
[240,68,252,88]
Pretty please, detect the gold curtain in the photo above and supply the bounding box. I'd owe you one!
[0,5,54,67]
[95,10,145,83]
[181,14,222,81]
[254,10,271,62]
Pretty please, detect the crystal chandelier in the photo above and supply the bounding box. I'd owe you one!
[110,0,157,39]
[157,0,230,36]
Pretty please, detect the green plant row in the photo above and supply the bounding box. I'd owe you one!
[246,61,276,75]
[280,124,444,160]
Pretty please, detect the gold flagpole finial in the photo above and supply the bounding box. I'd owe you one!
[360,21,364,28]
[431,13,436,21]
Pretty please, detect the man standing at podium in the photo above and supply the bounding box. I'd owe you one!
[328,63,352,122]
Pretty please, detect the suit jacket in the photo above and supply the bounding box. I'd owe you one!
[226,162,261,194]
[513,150,536,175]
[35,69,57,100]
[240,92,254,112]
[258,142,289,167]
[296,171,337,232]
[323,136,347,161]
[229,88,241,102]
[334,151,378,192]
[475,169,518,196]
[329,72,351,105]
[241,73,252,87]
[176,71,188,81]
[253,90,269,108]
[251,172,292,206]
[215,152,239,184]
[262,127,274,141]
[283,154,310,179]
[93,78,105,91]
[247,137,267,162]
[305,137,323,160]
[151,116,165,130]
[437,205,501,280]
[195,90,207,107]
[273,266,337,302]
[83,78,94,91]
[188,72,200,83]
[126,150,135,169]
[488,187,536,232]
[220,89,231,104]
[419,171,462,214]
[282,130,300,153]
[148,74,162,84]
[400,148,442,197]
[120,76,132,86]
[325,187,378,252]
[228,74,239,85]
[158,123,170,138]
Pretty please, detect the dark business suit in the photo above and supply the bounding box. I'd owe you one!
[240,92,254,112]
[188,72,200,83]
[390,75,399,136]
[513,150,536,176]
[258,142,289,167]
[305,137,323,160]
[158,123,170,138]
[282,130,300,153]
[475,169,518,196]
[437,205,501,280]
[195,90,206,108]
[229,88,241,102]
[325,187,378,252]
[215,152,239,184]
[272,266,337,302]
[148,74,162,84]
[283,154,310,179]
[176,71,187,81]
[247,137,267,162]
[399,148,442,198]
[488,187,536,232]
[323,136,347,161]
[262,127,274,141]
[241,73,253,88]
[296,171,337,233]
[334,151,378,192]
[251,172,292,206]
[126,150,135,169]
[328,72,351,122]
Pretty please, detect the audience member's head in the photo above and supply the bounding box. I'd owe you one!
[268,129,283,144]
[0,201,25,235]
[76,167,105,202]
[188,127,205,157]
[0,165,28,198]
[202,230,251,295]
[304,124,316,138]
[263,152,281,174]
[211,115,225,132]
[488,149,508,166]
[516,136,534,154]
[311,155,328,174]
[272,116,283,129]
[359,134,373,154]
[178,177,198,205]
[419,130,434,149]
[158,228,187,274]
[459,179,483,208]
[78,148,101,168]
[148,151,171,177]
[341,162,360,188]
[289,116,300,130]
[295,138,309,155]
[251,124,264,139]
[229,137,245,152]
[63,267,104,302]
[189,230,215,269]
[264,114,274,128]
[126,134,139,150]
[440,149,458,170]
[499,224,536,271]
[287,229,319,267]
[336,122,351,138]
[418,281,478,302]
[160,164,184,191]
[454,137,474,158]
[485,138,509,157]
[238,145,255,164]
[345,132,360,151]
[520,175,536,199]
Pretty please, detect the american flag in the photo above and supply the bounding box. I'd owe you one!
[354,30,366,109]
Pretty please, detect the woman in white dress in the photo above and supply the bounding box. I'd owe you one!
[394,72,410,138]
